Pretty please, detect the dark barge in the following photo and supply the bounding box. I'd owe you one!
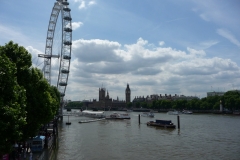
[147,120,176,129]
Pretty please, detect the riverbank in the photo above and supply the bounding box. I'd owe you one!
[6,132,57,160]
[63,107,239,115]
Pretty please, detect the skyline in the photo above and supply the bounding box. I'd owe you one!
[0,0,240,101]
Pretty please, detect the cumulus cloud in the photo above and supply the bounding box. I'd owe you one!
[187,47,206,57]
[71,22,83,30]
[72,39,122,62]
[167,57,239,76]
[66,37,240,100]
[88,1,96,6]
[159,41,165,46]
[26,46,44,67]
[27,37,240,101]
[79,1,85,9]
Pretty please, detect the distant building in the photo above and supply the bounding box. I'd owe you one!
[125,83,131,103]
[88,84,131,110]
[132,93,199,107]
[207,91,225,97]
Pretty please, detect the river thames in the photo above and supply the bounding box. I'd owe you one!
[51,111,240,160]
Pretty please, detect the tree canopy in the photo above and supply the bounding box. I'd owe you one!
[0,41,60,154]
[65,101,83,109]
[0,53,27,154]
[135,91,240,111]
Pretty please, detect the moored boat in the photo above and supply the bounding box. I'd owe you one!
[80,110,106,118]
[79,118,105,123]
[106,112,131,119]
[141,112,154,117]
[182,110,193,114]
[167,110,181,115]
[147,119,176,128]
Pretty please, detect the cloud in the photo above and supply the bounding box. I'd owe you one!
[199,13,210,21]
[71,38,238,77]
[26,37,240,101]
[199,40,219,49]
[74,0,96,9]
[168,57,239,76]
[71,22,83,30]
[132,67,162,75]
[0,24,29,46]
[191,0,240,31]
[88,1,96,6]
[159,41,165,46]
[72,39,122,63]
[67,37,240,100]
[217,28,240,47]
[79,1,85,9]
[26,46,44,68]
[187,47,206,57]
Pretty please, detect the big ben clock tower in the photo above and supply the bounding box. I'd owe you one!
[125,84,131,103]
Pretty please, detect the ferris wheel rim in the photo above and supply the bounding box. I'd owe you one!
[39,0,72,98]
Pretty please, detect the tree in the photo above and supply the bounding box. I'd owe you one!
[0,41,60,153]
[160,100,172,109]
[65,101,83,109]
[21,67,60,139]
[0,53,27,155]
[140,102,148,108]
[126,102,132,108]
[223,91,240,110]
[135,102,140,108]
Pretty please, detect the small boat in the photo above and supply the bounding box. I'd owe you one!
[182,110,193,114]
[141,112,154,117]
[147,119,176,128]
[167,110,181,115]
[79,118,105,123]
[79,110,106,118]
[106,112,131,119]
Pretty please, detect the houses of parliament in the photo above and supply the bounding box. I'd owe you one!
[87,84,131,110]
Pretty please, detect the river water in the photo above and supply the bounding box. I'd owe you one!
[52,111,240,160]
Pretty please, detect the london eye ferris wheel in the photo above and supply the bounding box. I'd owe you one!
[38,0,72,110]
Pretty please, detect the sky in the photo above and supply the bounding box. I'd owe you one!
[1,0,240,101]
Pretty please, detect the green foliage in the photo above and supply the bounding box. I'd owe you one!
[65,101,83,109]
[126,102,132,108]
[21,68,60,139]
[223,91,240,110]
[0,53,27,154]
[133,92,239,111]
[0,41,61,153]
[135,102,140,108]
[140,102,148,108]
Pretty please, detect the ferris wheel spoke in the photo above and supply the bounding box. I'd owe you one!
[38,0,72,110]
